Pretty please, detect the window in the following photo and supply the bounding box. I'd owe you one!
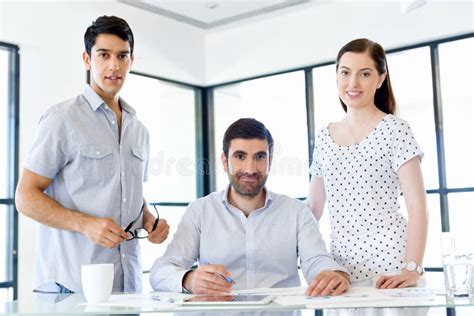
[213,71,309,198]
[1,49,8,198]
[387,47,445,268]
[120,72,199,286]
[0,42,19,300]
[387,47,438,190]
[0,205,7,283]
[312,65,345,133]
[121,74,198,202]
[439,38,474,188]
[447,193,474,254]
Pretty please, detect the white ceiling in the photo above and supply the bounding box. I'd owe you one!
[119,0,312,29]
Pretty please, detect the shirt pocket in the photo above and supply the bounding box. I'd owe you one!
[79,144,115,181]
[131,146,145,180]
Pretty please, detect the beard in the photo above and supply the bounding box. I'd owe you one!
[228,171,268,198]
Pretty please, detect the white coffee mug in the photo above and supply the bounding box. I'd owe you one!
[81,263,114,303]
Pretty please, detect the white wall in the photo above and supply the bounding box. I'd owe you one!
[205,1,474,85]
[0,0,205,300]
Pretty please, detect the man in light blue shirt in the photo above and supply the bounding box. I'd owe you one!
[15,16,169,293]
[150,118,350,296]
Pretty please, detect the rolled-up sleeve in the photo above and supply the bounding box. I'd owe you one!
[297,205,347,283]
[150,202,201,292]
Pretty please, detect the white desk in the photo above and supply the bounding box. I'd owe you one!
[2,273,473,315]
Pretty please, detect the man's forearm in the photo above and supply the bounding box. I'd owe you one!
[16,187,89,233]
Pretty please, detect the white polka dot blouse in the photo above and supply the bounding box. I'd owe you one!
[309,114,424,281]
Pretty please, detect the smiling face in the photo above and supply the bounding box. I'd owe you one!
[222,138,271,198]
[83,33,133,101]
[337,51,386,110]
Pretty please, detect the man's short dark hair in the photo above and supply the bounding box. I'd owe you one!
[223,118,274,158]
[84,15,134,57]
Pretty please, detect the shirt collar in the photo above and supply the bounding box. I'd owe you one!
[82,84,136,115]
[220,184,273,210]
[119,97,136,115]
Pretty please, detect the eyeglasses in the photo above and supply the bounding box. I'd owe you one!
[124,202,160,241]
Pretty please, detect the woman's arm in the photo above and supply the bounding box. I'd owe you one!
[307,176,327,220]
[399,156,429,267]
[376,157,428,288]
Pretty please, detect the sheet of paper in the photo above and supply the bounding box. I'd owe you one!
[232,286,306,296]
[271,287,443,309]
[273,287,440,307]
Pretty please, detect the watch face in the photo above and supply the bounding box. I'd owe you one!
[406,261,416,271]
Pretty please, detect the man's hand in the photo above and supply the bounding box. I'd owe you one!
[145,218,169,244]
[143,207,169,244]
[375,269,420,289]
[305,270,350,297]
[80,216,128,248]
[182,264,233,294]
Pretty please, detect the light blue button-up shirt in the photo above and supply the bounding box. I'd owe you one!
[25,85,149,293]
[150,187,346,292]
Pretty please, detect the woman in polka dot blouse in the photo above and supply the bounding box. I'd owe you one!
[307,38,428,289]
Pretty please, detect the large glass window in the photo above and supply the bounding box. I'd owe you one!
[121,73,198,278]
[439,38,474,188]
[121,74,197,202]
[0,205,7,283]
[312,65,345,134]
[447,192,474,254]
[0,49,8,199]
[213,71,309,198]
[387,47,438,190]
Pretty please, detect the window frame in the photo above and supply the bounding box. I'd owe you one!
[0,41,20,299]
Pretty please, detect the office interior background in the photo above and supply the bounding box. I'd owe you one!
[0,0,473,302]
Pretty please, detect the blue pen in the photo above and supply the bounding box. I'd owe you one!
[202,261,236,284]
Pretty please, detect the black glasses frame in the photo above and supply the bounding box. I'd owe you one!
[124,202,160,241]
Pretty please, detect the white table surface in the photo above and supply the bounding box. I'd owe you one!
[2,272,472,315]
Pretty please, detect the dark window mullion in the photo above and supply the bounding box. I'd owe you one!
[430,44,450,233]
[304,68,315,181]
[10,47,20,300]
[198,87,215,196]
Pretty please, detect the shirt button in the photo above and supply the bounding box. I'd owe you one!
[122,254,126,258]
[121,172,125,177]
[111,120,116,125]
[123,198,127,203]
[96,151,100,156]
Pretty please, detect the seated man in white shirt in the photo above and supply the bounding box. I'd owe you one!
[150,118,350,296]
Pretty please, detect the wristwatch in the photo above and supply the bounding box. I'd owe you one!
[402,261,424,275]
